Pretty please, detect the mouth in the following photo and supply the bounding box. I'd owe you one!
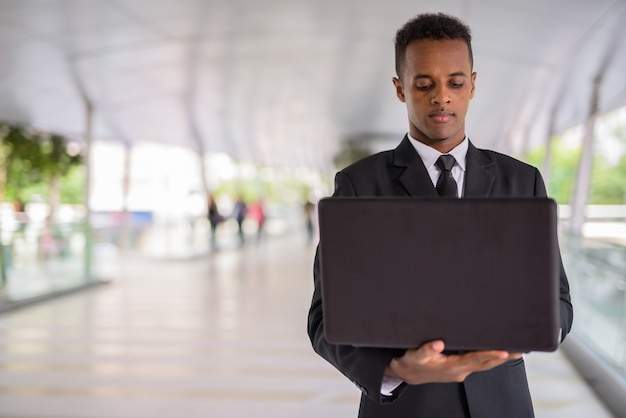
[429,111,453,123]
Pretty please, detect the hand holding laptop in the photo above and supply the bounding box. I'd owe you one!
[384,340,523,385]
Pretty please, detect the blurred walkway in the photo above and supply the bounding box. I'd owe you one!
[0,232,615,417]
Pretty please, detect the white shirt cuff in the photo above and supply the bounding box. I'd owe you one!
[381,375,404,396]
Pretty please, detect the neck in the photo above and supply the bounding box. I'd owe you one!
[412,134,465,154]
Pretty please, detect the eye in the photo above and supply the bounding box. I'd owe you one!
[449,78,465,89]
[416,84,432,90]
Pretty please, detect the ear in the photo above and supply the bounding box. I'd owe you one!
[469,72,477,99]
[392,77,405,102]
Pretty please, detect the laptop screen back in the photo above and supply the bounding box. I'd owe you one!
[317,197,560,352]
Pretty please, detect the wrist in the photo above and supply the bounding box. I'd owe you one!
[385,356,403,380]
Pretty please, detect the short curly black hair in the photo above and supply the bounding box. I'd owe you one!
[395,13,473,78]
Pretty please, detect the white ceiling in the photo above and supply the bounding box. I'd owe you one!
[0,0,625,172]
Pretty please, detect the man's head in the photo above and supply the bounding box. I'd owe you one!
[392,13,476,152]
[395,13,473,79]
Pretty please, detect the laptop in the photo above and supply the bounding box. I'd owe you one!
[317,197,560,352]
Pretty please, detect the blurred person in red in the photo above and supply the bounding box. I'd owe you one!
[246,199,265,243]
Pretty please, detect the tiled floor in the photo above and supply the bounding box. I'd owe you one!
[0,232,615,417]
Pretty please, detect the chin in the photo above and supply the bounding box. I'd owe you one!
[424,134,451,143]
[429,130,463,143]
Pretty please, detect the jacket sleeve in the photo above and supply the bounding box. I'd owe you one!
[307,171,406,403]
[533,168,574,341]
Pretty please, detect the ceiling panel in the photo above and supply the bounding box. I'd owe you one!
[0,0,624,172]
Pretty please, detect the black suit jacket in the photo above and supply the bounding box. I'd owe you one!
[307,137,574,418]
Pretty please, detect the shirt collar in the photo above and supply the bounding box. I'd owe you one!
[407,134,469,172]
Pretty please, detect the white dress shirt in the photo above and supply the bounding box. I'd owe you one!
[407,134,468,197]
[380,134,469,396]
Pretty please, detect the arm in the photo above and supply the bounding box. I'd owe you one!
[307,171,405,402]
[308,247,406,401]
[533,168,574,340]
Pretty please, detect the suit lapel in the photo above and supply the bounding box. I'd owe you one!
[393,136,438,197]
[392,136,495,197]
[464,141,495,197]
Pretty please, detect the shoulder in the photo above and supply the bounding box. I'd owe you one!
[333,148,404,196]
[472,145,546,196]
[474,147,539,174]
[340,149,396,176]
[339,136,414,177]
[338,149,403,189]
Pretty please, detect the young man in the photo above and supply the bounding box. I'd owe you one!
[307,13,573,417]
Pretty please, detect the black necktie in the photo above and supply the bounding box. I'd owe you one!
[435,155,458,198]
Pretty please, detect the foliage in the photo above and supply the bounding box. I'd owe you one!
[523,136,579,204]
[548,142,581,205]
[332,139,372,170]
[58,165,85,204]
[0,122,82,204]
[589,155,626,205]
[17,164,85,205]
[213,173,311,205]
[589,122,626,204]
[524,132,626,205]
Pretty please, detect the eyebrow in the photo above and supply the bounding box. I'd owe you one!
[412,71,469,81]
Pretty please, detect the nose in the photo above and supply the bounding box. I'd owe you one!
[431,86,451,105]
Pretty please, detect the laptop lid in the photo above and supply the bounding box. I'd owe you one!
[317,197,560,352]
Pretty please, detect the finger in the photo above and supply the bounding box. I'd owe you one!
[411,340,445,363]
[457,356,508,374]
[428,340,445,354]
[414,340,445,356]
[462,350,509,366]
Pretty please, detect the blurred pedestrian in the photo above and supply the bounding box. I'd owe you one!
[233,195,247,245]
[304,198,316,245]
[247,199,266,243]
[207,194,223,250]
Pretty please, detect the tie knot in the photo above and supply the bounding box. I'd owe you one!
[436,154,456,172]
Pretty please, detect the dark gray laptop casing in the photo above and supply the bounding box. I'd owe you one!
[317,197,560,352]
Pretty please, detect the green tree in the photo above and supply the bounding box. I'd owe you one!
[525,132,626,205]
[590,154,626,204]
[40,134,82,217]
[524,136,581,205]
[0,124,46,203]
[333,139,372,170]
[0,123,82,207]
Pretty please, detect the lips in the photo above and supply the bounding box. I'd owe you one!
[430,111,453,123]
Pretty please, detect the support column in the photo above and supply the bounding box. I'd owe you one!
[119,143,132,252]
[0,141,7,291]
[541,105,559,193]
[83,99,94,279]
[568,76,602,235]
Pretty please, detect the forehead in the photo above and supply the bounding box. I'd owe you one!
[403,38,471,75]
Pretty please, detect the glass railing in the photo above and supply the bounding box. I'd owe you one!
[0,203,304,308]
[560,231,626,378]
[0,218,92,303]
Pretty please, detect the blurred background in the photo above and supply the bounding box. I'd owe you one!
[0,0,625,417]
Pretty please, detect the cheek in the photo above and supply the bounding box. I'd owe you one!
[406,101,421,118]
[407,96,424,109]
